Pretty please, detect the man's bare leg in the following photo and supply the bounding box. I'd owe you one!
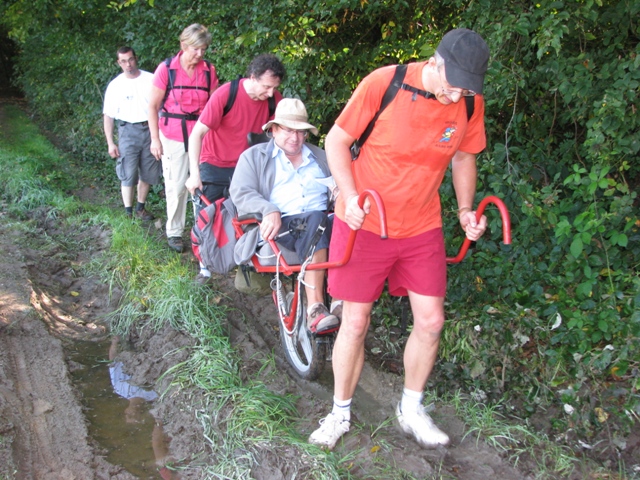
[121,185,134,208]
[403,292,445,391]
[309,299,373,448]
[304,249,340,334]
[136,180,151,204]
[332,300,374,400]
[396,291,449,447]
[304,249,327,306]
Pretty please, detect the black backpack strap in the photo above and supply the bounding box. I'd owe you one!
[160,57,175,125]
[351,64,408,159]
[204,59,212,93]
[162,57,211,111]
[268,96,276,119]
[399,82,436,101]
[223,75,242,117]
[465,95,475,122]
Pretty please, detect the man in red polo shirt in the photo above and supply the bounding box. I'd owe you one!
[186,54,285,284]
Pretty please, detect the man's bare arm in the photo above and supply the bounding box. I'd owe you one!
[325,124,369,230]
[451,150,486,241]
[103,115,119,158]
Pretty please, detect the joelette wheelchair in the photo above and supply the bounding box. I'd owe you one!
[230,191,511,381]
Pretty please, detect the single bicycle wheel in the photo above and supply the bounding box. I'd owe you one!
[279,291,326,380]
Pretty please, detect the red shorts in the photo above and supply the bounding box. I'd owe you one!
[327,217,446,302]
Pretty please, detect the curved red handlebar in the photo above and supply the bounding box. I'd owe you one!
[333,189,388,265]
[446,195,511,264]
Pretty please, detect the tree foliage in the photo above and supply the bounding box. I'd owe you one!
[2,0,638,437]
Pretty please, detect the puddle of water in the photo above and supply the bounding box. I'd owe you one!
[67,340,172,479]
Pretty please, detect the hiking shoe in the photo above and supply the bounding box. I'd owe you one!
[167,236,184,253]
[396,402,450,448]
[135,208,155,221]
[330,300,343,320]
[308,413,350,450]
[195,273,213,286]
[307,303,340,335]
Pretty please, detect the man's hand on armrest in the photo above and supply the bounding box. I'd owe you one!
[260,211,282,241]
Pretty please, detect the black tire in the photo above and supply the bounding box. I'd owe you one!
[279,291,326,380]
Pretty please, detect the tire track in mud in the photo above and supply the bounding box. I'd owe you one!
[0,218,135,479]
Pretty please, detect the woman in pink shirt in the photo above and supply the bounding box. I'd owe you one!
[148,24,218,253]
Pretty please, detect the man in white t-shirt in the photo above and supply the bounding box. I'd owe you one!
[103,47,161,220]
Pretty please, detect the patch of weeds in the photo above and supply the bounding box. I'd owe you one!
[369,292,410,365]
[447,390,577,478]
[166,342,339,479]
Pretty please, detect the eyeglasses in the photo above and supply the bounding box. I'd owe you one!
[277,126,308,138]
[438,67,476,98]
[117,57,137,65]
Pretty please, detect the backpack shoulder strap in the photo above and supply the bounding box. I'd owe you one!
[355,64,408,152]
[268,95,276,119]
[223,75,242,117]
[204,59,212,92]
[465,95,475,122]
[161,57,176,110]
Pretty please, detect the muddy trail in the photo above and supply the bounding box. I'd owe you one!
[0,206,533,479]
[0,99,621,479]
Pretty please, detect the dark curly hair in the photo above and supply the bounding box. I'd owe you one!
[246,54,285,81]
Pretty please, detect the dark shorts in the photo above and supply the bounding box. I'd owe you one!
[276,211,332,263]
[327,217,447,302]
[200,162,235,205]
[116,122,161,187]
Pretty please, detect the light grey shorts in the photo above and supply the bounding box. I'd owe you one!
[116,122,161,187]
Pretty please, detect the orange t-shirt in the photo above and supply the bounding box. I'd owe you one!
[335,62,486,238]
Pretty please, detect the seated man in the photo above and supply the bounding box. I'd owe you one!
[229,98,339,334]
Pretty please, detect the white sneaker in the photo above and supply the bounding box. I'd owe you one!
[396,402,450,448]
[308,412,350,449]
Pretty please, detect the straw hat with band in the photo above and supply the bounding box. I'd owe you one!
[263,98,319,136]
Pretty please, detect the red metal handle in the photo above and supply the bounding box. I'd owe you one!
[446,195,511,264]
[331,188,388,267]
[194,188,211,206]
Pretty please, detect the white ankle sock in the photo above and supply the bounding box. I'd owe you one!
[400,387,423,415]
[199,263,211,277]
[331,396,352,422]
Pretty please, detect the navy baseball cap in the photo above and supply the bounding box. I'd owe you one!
[436,29,489,94]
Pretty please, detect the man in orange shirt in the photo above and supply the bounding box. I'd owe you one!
[309,28,490,450]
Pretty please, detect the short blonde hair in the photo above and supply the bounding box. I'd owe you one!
[180,24,211,49]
